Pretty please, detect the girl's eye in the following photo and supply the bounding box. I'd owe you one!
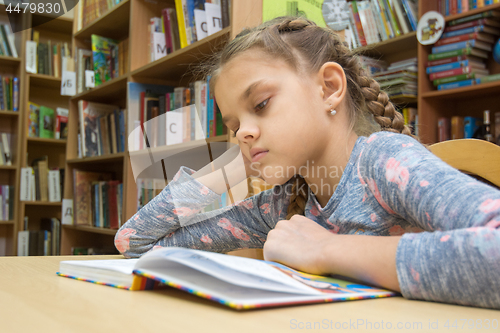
[255,98,269,111]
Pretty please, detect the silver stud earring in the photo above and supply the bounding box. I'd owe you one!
[330,109,337,116]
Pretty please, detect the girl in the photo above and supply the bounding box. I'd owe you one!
[115,17,500,309]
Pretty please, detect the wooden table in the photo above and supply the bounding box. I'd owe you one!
[0,256,498,332]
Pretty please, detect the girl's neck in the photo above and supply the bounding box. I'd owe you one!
[304,131,359,208]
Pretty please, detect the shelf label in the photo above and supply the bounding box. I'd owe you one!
[25,40,37,74]
[61,71,76,96]
[85,70,95,88]
[62,199,73,225]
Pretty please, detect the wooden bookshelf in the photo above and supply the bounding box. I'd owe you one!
[0,4,23,256]
[74,0,131,40]
[358,31,418,64]
[417,2,500,144]
[14,13,73,255]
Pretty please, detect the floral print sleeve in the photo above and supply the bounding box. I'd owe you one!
[360,132,500,309]
[115,166,288,258]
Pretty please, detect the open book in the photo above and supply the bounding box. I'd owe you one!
[57,247,397,310]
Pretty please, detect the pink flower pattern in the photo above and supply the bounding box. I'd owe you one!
[173,206,194,217]
[326,220,340,233]
[260,203,271,214]
[200,235,213,243]
[310,205,320,216]
[367,178,396,214]
[440,235,451,242]
[385,157,409,190]
[200,187,209,195]
[217,218,250,241]
[115,228,136,253]
[420,180,429,187]
[479,199,500,214]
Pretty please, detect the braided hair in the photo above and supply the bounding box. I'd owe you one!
[206,17,417,220]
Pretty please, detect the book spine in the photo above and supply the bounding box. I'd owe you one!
[429,66,473,80]
[427,55,467,67]
[437,78,475,90]
[12,77,18,111]
[384,0,401,36]
[448,11,492,25]
[428,47,473,60]
[434,33,478,46]
[441,26,483,39]
[350,2,367,46]
[433,73,474,86]
[444,19,483,32]
[476,73,500,83]
[432,40,476,53]
[426,60,472,74]
[438,117,451,141]
[174,0,189,48]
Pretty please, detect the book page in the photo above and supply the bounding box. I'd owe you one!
[60,259,139,275]
[136,248,320,295]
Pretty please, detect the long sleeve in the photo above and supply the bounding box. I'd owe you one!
[115,166,288,258]
[359,132,500,309]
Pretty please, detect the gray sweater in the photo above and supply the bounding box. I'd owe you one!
[115,132,500,309]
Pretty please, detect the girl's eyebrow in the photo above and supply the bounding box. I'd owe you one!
[240,79,265,101]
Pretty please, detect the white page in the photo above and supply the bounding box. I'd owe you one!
[60,259,139,274]
[137,248,319,294]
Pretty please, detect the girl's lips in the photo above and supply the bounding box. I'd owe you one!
[252,151,268,162]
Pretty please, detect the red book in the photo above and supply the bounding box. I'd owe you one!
[435,32,495,46]
[450,0,457,15]
[108,180,120,229]
[438,117,451,142]
[162,8,174,54]
[429,66,482,80]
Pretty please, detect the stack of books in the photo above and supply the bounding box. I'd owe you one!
[426,11,500,91]
[0,185,13,221]
[27,103,68,140]
[346,0,418,49]
[372,57,418,100]
[0,132,12,166]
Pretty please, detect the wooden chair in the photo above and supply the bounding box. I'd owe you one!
[429,139,500,188]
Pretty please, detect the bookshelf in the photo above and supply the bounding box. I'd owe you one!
[418,2,500,144]
[0,4,23,256]
[15,13,73,255]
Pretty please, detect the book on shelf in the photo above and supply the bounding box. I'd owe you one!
[428,66,489,80]
[432,71,487,86]
[78,100,122,157]
[440,6,500,21]
[0,75,19,111]
[0,24,18,57]
[451,116,465,139]
[17,218,61,256]
[39,106,55,139]
[73,170,113,226]
[0,132,12,166]
[57,247,397,310]
[428,47,489,60]
[464,116,483,138]
[432,39,493,53]
[0,185,14,221]
[440,25,500,39]
[91,34,120,86]
[426,59,486,74]
[55,108,69,140]
[438,117,451,142]
[90,180,123,229]
[76,48,93,94]
[371,57,418,100]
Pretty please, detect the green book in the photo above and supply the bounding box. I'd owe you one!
[39,106,55,138]
[91,34,119,86]
[476,73,500,84]
[428,47,487,61]
[448,10,500,26]
[433,73,476,86]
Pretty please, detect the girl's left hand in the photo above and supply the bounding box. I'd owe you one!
[263,214,336,275]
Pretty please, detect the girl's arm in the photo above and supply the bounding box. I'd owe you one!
[358,133,500,309]
[115,165,288,258]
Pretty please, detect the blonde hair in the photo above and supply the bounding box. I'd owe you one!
[204,16,417,220]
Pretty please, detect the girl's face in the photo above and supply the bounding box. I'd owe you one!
[214,48,337,186]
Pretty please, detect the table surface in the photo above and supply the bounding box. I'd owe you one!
[0,255,498,333]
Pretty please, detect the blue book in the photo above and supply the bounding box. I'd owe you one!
[432,40,478,53]
[445,0,449,16]
[464,116,480,138]
[441,25,492,39]
[400,0,417,31]
[472,0,478,9]
[485,0,493,4]
[426,60,476,74]
[437,79,475,90]
[457,0,462,13]
[206,76,214,138]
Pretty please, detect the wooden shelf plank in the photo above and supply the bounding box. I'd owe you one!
[130,28,231,80]
[27,137,67,145]
[0,165,17,170]
[29,74,63,89]
[32,13,74,32]
[67,152,126,164]
[62,224,117,236]
[0,220,15,225]
[74,0,131,41]
[357,32,417,58]
[421,80,500,100]
[23,201,62,206]
[0,110,19,117]
[71,75,129,103]
[0,55,21,67]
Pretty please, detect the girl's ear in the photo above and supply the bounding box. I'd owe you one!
[318,62,347,112]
